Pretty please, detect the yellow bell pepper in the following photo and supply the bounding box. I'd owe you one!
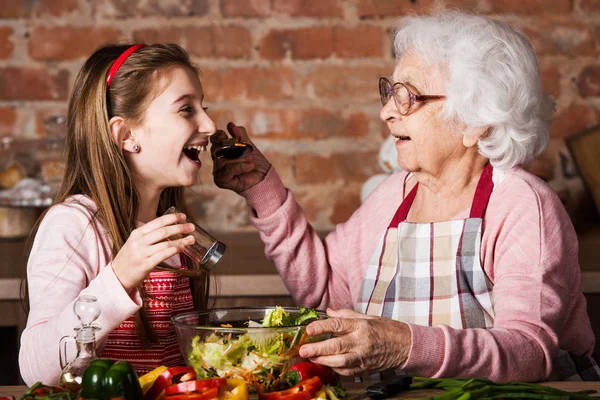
[218,378,249,400]
[314,389,327,399]
[139,366,168,395]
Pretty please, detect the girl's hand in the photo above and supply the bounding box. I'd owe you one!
[111,213,196,292]
[211,122,272,194]
[298,308,412,376]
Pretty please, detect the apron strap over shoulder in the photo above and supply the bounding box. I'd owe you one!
[388,163,494,228]
[469,163,494,219]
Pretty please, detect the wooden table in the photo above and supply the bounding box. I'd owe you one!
[2,381,600,399]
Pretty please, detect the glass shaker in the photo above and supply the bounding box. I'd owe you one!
[160,206,227,275]
[58,295,102,393]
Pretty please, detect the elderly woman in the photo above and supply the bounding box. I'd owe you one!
[211,11,599,382]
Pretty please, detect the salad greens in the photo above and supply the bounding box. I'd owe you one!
[188,307,323,389]
[261,307,320,328]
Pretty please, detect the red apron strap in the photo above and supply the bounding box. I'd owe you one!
[388,163,494,227]
[388,183,419,228]
[469,163,494,218]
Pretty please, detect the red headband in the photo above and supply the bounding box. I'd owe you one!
[106,44,147,88]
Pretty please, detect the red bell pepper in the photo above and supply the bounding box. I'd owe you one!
[287,362,337,386]
[165,379,226,396]
[164,387,218,400]
[259,376,323,400]
[144,366,196,400]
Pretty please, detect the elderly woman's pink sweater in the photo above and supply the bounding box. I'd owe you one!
[240,166,595,382]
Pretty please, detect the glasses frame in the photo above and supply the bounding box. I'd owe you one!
[379,77,446,116]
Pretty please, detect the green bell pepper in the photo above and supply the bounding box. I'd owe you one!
[80,359,143,400]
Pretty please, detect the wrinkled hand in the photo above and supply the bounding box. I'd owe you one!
[299,308,412,376]
[111,213,195,292]
[211,122,272,194]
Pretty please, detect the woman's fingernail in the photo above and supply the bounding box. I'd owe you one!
[299,348,308,358]
[179,213,186,220]
[306,326,314,335]
[186,223,195,230]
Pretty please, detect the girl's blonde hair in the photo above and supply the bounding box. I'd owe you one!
[24,43,210,346]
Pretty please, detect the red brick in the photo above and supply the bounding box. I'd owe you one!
[133,27,185,45]
[295,151,379,184]
[229,108,369,139]
[550,104,599,138]
[576,0,600,13]
[330,186,362,224]
[293,190,322,222]
[33,0,79,17]
[202,108,236,131]
[0,68,69,101]
[539,64,561,98]
[35,109,68,137]
[220,0,271,17]
[524,19,598,57]
[303,65,394,102]
[0,1,33,18]
[439,0,480,10]
[577,65,600,97]
[29,26,121,61]
[297,109,369,138]
[0,107,17,136]
[334,26,383,58]
[213,26,252,58]
[259,27,333,60]
[92,0,209,18]
[202,67,294,101]
[356,0,435,18]
[262,151,294,184]
[486,0,571,14]
[0,27,14,59]
[273,0,342,17]
[525,137,564,181]
[182,27,213,57]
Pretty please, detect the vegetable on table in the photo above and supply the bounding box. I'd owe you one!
[410,377,599,400]
[217,378,249,400]
[139,366,169,395]
[259,376,323,400]
[80,359,142,400]
[287,362,337,386]
[19,382,70,400]
[162,377,247,400]
[144,366,197,400]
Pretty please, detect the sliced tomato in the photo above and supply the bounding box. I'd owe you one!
[164,387,218,400]
[259,377,322,400]
[165,379,227,396]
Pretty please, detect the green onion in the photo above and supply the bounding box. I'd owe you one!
[410,377,597,400]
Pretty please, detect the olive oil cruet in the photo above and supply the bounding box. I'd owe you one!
[58,295,101,393]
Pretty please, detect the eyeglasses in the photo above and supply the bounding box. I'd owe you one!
[379,77,446,115]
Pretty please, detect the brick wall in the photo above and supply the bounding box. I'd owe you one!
[1,0,599,231]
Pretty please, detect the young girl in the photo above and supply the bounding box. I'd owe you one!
[19,43,216,385]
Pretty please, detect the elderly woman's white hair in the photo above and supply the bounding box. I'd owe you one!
[393,11,555,170]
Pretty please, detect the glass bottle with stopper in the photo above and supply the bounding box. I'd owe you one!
[58,295,102,393]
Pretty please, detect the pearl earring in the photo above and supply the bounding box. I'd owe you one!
[133,144,140,152]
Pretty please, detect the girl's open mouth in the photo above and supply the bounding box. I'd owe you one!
[182,145,206,165]
[393,135,411,141]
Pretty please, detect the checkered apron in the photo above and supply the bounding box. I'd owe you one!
[356,163,600,380]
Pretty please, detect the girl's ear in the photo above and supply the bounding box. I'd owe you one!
[109,116,137,153]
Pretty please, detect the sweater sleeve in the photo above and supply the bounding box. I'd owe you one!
[19,201,142,386]
[401,176,581,382]
[241,167,352,310]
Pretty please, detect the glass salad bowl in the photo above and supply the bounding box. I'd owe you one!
[172,307,328,391]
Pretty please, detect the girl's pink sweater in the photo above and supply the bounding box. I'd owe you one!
[240,166,595,382]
